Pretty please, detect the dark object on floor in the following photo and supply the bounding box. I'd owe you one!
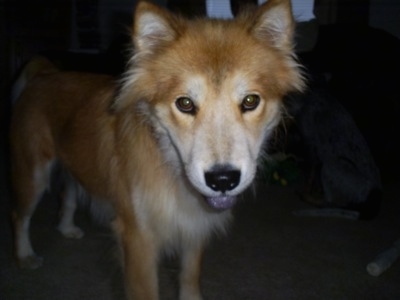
[287,87,382,220]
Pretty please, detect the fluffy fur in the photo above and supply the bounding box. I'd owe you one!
[10,1,304,299]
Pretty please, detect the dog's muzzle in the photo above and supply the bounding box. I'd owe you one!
[204,165,240,211]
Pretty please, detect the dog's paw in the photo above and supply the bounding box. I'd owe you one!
[58,225,85,239]
[18,255,44,269]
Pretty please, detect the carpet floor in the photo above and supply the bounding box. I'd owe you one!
[1,145,399,300]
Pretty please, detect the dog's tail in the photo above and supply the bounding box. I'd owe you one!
[11,56,58,104]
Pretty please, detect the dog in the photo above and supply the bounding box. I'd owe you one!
[10,1,304,299]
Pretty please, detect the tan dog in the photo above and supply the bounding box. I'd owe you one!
[10,1,304,299]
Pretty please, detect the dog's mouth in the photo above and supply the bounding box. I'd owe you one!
[204,195,237,211]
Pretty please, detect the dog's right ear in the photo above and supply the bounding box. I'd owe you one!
[133,1,182,55]
[112,2,183,113]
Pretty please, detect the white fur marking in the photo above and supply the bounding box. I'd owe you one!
[57,187,84,239]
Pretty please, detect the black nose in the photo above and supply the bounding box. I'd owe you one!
[205,165,241,193]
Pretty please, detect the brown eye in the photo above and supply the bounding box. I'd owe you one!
[176,97,196,114]
[241,94,260,112]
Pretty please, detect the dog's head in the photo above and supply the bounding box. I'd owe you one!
[115,0,304,211]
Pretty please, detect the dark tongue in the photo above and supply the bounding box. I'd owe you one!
[205,195,237,211]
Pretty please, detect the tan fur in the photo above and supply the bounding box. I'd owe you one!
[10,1,304,299]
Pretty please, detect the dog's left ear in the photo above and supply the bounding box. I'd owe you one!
[133,1,182,55]
[251,0,295,52]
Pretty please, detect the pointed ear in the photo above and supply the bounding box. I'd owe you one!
[133,1,181,54]
[252,0,295,51]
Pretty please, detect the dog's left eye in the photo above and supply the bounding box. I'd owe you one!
[241,94,260,112]
[176,97,196,115]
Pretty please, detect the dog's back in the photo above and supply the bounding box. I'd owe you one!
[11,57,58,104]
[11,57,117,199]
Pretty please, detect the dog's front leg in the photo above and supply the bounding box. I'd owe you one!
[114,215,159,300]
[179,242,204,300]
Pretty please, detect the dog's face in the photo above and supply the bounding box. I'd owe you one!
[115,0,304,210]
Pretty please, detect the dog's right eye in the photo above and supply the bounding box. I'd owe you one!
[175,97,196,115]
